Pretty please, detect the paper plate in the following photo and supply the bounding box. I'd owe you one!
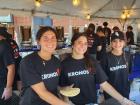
[60,87,80,97]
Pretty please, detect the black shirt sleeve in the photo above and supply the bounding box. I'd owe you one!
[96,35,102,46]
[3,42,15,67]
[124,52,132,73]
[100,53,109,75]
[59,61,71,87]
[20,58,42,87]
[94,59,108,84]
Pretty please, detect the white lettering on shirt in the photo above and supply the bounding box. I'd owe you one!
[68,70,89,77]
[42,72,58,80]
[110,64,127,71]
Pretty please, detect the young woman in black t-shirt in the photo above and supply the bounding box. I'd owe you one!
[20,27,69,105]
[100,31,132,100]
[59,32,136,105]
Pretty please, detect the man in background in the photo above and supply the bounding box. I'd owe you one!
[103,22,111,45]
[126,26,134,45]
[0,27,22,91]
[86,23,102,59]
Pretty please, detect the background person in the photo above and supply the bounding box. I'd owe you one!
[96,26,106,61]
[0,27,22,91]
[0,30,15,104]
[86,23,102,59]
[103,22,111,45]
[126,26,134,45]
[112,26,120,33]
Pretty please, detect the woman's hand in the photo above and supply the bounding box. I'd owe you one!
[31,82,69,105]
[1,87,12,100]
[120,98,137,105]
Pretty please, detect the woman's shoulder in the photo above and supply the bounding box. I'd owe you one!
[124,51,130,56]
[99,52,111,63]
[88,54,96,61]
[61,54,72,63]
[52,55,61,64]
[105,52,112,57]
[21,52,37,63]
[123,52,131,60]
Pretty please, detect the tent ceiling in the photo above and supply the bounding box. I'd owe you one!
[0,0,140,19]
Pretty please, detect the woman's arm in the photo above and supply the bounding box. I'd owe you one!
[2,64,15,100]
[100,81,123,101]
[31,82,69,105]
[100,81,136,105]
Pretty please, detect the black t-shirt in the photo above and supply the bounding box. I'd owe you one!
[0,40,14,84]
[103,27,111,45]
[87,34,101,54]
[20,52,61,105]
[97,36,107,61]
[100,52,131,99]
[6,39,21,59]
[59,56,108,105]
[7,39,22,86]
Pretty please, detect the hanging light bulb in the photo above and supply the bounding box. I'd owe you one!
[121,10,131,19]
[121,13,126,19]
[127,12,130,18]
[72,0,80,6]
[35,0,41,7]
[86,14,90,20]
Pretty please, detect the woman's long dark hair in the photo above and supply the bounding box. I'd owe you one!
[71,32,95,73]
[36,26,57,41]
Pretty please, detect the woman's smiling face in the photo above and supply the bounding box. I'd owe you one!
[72,36,88,56]
[38,31,57,53]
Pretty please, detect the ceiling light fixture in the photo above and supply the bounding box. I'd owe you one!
[72,0,80,6]
[35,0,41,7]
[86,14,91,20]
[121,10,130,19]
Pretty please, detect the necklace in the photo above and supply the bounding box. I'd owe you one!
[114,56,122,65]
[42,60,46,66]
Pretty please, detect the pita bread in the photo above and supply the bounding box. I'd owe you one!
[60,87,80,97]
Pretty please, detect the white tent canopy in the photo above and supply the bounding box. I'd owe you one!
[0,0,140,44]
[0,0,140,19]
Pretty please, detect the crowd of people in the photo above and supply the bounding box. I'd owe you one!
[0,22,136,105]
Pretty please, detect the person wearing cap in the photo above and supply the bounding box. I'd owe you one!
[100,31,132,100]
[0,28,15,104]
[126,26,134,45]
